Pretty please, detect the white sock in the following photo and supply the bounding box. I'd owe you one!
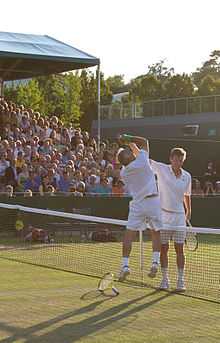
[178,268,184,280]
[161,267,169,280]
[152,251,160,264]
[122,257,129,267]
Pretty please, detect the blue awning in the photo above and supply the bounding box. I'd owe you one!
[0,31,100,80]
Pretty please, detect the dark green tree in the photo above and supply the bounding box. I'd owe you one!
[147,60,174,80]
[37,74,65,115]
[80,70,112,130]
[16,79,43,111]
[193,50,220,87]
[130,74,163,101]
[164,74,194,98]
[106,75,125,93]
[62,72,81,125]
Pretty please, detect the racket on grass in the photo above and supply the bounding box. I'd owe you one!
[81,272,119,300]
[185,220,198,251]
[98,272,119,295]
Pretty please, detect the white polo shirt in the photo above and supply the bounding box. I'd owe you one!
[151,160,191,213]
[120,150,158,202]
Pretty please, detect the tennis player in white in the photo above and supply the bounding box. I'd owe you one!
[151,147,191,291]
[117,134,162,281]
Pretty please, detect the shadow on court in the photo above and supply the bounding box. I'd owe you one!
[0,290,173,343]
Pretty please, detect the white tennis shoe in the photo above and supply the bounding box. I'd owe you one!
[176,279,186,292]
[118,266,130,281]
[148,262,159,278]
[159,278,170,290]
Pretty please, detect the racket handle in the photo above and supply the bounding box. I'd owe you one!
[112,286,119,295]
[186,219,192,228]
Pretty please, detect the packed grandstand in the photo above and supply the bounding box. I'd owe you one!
[0,97,126,197]
[0,97,219,197]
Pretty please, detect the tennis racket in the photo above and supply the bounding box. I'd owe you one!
[185,220,198,251]
[98,272,119,295]
[80,273,119,300]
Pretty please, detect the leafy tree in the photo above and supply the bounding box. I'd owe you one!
[16,79,43,111]
[106,75,125,93]
[193,50,220,86]
[4,82,19,103]
[164,74,194,98]
[62,72,81,125]
[130,74,163,102]
[147,60,174,80]
[37,75,65,115]
[197,75,220,96]
[80,70,112,130]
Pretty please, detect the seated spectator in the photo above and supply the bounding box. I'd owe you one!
[76,181,86,196]
[24,189,33,197]
[24,170,41,193]
[39,138,52,155]
[94,176,112,196]
[47,168,58,189]
[14,140,24,158]
[39,175,50,196]
[215,181,220,195]
[15,151,26,174]
[58,170,71,192]
[192,178,204,197]
[4,159,17,189]
[203,161,217,194]
[23,145,32,163]
[204,181,215,196]
[112,177,125,197]
[68,182,82,196]
[0,152,10,187]
[17,164,29,192]
[5,184,14,198]
[86,174,99,194]
[47,185,56,196]
[74,170,83,186]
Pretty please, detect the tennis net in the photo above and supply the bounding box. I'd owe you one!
[0,202,219,303]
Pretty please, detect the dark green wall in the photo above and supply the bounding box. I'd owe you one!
[0,195,219,228]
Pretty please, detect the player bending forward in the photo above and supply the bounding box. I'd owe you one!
[24,226,53,244]
[117,134,162,281]
[151,148,191,292]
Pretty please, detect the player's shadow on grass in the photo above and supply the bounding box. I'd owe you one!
[0,298,107,343]
[0,289,173,343]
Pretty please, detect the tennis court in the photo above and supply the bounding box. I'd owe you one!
[0,204,219,303]
[0,204,220,342]
[0,259,220,343]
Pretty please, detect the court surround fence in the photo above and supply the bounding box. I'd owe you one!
[101,94,220,120]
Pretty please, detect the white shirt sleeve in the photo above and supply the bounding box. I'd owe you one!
[185,174,192,196]
[150,160,166,174]
[133,149,149,167]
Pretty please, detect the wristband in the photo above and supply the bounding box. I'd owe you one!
[121,134,133,142]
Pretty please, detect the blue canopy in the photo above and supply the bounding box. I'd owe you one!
[0,31,100,81]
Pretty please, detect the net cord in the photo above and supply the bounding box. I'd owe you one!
[0,202,220,235]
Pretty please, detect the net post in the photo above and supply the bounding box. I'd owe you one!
[139,230,144,285]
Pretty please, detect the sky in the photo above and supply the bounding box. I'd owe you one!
[1,0,220,82]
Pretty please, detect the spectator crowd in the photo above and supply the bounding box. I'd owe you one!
[0,97,126,197]
[192,161,220,197]
[1,97,220,198]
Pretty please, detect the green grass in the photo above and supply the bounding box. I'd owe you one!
[0,259,220,343]
[0,235,220,302]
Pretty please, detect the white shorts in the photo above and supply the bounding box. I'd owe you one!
[161,210,186,244]
[127,196,162,232]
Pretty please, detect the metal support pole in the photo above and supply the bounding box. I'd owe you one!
[0,78,3,97]
[97,64,101,152]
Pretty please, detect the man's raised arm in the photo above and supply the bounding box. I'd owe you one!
[119,134,149,156]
